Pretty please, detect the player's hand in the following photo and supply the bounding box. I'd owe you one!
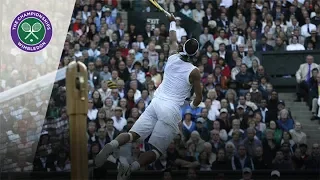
[168,13,176,22]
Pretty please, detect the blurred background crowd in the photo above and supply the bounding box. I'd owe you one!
[1,0,320,180]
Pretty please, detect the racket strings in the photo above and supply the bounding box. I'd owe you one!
[32,23,42,32]
[21,23,31,32]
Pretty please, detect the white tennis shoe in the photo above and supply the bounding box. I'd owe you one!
[117,161,131,180]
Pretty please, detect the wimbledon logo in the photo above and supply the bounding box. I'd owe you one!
[11,10,53,52]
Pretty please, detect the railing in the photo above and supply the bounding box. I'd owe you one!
[1,170,320,180]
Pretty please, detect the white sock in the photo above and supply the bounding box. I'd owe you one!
[109,140,119,148]
[130,161,140,171]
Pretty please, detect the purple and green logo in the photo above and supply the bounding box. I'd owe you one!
[11,10,52,52]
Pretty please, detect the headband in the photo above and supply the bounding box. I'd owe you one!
[182,38,199,57]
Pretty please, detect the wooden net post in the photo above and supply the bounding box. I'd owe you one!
[66,61,88,180]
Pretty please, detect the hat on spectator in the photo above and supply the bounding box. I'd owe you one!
[242,167,252,174]
[41,131,49,136]
[155,45,162,50]
[237,105,245,109]
[107,81,117,89]
[143,49,149,53]
[103,7,111,12]
[133,61,142,67]
[278,100,285,106]
[176,17,182,21]
[129,49,135,54]
[196,117,205,123]
[220,108,228,113]
[114,107,122,111]
[208,20,217,29]
[271,170,280,177]
[127,118,135,123]
[185,109,193,115]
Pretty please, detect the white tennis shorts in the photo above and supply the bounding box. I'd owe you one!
[129,98,181,154]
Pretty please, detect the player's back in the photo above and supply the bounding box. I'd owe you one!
[154,54,196,106]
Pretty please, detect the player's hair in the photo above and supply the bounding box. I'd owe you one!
[183,38,199,57]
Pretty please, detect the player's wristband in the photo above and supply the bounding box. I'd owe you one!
[169,21,176,32]
[190,101,197,109]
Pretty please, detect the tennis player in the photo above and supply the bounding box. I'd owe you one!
[95,13,202,180]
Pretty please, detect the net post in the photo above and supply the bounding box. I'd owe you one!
[66,61,88,180]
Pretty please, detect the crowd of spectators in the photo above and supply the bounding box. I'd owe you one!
[1,0,320,180]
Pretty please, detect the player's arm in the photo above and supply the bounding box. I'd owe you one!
[168,14,179,54]
[190,68,202,108]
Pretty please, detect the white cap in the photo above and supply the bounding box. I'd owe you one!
[271,170,280,177]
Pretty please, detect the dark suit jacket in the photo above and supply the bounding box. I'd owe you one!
[216,19,230,30]
[114,29,127,40]
[226,44,239,52]
[238,51,247,59]
[258,108,271,125]
[33,155,55,172]
[202,15,215,28]
[88,71,101,88]
[154,36,165,46]
[105,128,120,143]
[256,44,274,52]
[142,31,154,42]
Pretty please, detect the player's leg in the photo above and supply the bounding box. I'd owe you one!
[95,103,157,167]
[120,120,179,178]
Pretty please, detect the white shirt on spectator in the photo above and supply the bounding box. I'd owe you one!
[74,50,83,58]
[180,9,192,18]
[111,116,127,131]
[176,26,187,43]
[301,23,316,37]
[192,9,205,23]
[220,0,233,8]
[98,88,112,102]
[135,41,146,50]
[133,70,146,84]
[231,67,240,80]
[88,49,100,58]
[286,43,305,51]
[134,90,142,103]
[214,37,229,51]
[208,101,220,121]
[87,109,98,121]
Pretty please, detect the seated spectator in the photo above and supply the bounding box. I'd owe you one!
[304,143,320,170]
[295,55,318,102]
[174,145,199,170]
[242,127,262,157]
[182,110,197,140]
[267,121,283,145]
[186,131,205,154]
[240,167,253,180]
[203,142,216,164]
[209,130,225,154]
[277,109,294,132]
[231,144,254,170]
[195,118,210,141]
[272,150,293,170]
[198,151,212,171]
[236,64,253,95]
[253,146,269,170]
[211,148,232,170]
[286,36,306,51]
[53,150,71,172]
[289,122,307,145]
[291,148,305,170]
[228,119,244,139]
